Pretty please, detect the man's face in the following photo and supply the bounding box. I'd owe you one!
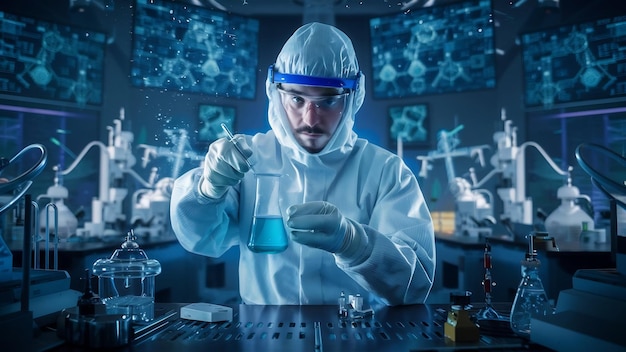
[278,83,348,153]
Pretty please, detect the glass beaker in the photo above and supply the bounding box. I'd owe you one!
[247,173,288,253]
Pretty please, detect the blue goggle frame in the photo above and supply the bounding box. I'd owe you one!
[268,64,361,91]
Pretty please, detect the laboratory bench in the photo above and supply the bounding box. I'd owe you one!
[432,232,614,303]
[27,303,551,352]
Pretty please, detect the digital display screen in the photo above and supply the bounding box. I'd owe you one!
[0,11,106,105]
[369,0,495,99]
[131,0,259,99]
[521,15,626,108]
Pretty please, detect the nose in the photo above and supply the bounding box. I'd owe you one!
[301,101,322,126]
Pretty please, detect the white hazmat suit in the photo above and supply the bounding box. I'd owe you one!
[170,22,435,306]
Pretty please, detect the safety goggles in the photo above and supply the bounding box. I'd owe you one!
[268,64,361,91]
[276,85,348,113]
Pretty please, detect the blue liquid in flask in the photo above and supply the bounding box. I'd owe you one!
[248,216,288,253]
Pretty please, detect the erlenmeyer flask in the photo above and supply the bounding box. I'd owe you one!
[247,173,288,253]
[509,254,554,338]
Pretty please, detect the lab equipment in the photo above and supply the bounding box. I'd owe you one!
[56,108,154,238]
[77,269,106,315]
[417,124,493,237]
[489,109,532,226]
[349,293,363,311]
[220,123,256,173]
[55,269,132,349]
[180,302,233,322]
[92,230,162,322]
[36,165,78,240]
[0,144,47,280]
[248,173,288,253]
[0,144,47,214]
[314,321,323,351]
[579,221,605,246]
[476,239,504,321]
[544,167,594,243]
[131,174,174,238]
[59,304,132,349]
[51,108,193,239]
[338,291,347,317]
[42,203,60,270]
[444,291,479,342]
[134,129,203,237]
[530,143,626,351]
[509,232,556,338]
[468,109,573,237]
[0,147,84,351]
[445,305,480,342]
[336,291,374,320]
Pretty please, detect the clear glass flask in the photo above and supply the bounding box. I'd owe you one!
[247,173,288,253]
[509,253,554,338]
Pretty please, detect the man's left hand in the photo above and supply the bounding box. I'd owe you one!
[286,201,366,260]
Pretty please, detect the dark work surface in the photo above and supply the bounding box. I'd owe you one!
[33,303,554,352]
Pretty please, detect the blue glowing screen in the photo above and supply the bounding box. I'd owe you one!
[522,15,626,108]
[131,0,259,99]
[0,11,106,105]
[369,0,495,99]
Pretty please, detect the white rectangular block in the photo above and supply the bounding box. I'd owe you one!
[180,303,233,323]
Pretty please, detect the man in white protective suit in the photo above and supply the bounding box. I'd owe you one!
[170,22,436,306]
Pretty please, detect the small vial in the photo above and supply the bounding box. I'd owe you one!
[338,291,347,317]
[352,294,363,311]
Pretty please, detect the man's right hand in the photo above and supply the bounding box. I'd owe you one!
[199,135,252,199]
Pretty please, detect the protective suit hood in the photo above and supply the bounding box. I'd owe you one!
[265,22,366,160]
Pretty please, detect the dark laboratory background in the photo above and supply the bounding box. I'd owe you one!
[1,0,626,311]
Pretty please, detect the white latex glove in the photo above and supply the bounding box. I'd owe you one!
[286,201,367,261]
[199,135,252,199]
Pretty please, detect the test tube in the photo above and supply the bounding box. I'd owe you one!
[314,321,323,351]
[220,123,255,173]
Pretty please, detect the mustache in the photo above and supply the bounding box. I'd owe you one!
[295,126,326,134]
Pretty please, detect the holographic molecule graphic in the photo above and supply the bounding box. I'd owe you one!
[131,0,259,99]
[0,11,106,105]
[522,15,626,108]
[389,104,428,146]
[370,0,495,99]
[197,104,235,143]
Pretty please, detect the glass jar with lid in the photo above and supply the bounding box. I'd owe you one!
[92,230,161,322]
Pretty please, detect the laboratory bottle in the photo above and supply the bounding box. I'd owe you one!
[578,221,596,247]
[39,199,78,240]
[247,173,288,253]
[509,254,554,338]
[92,231,161,322]
[544,180,594,243]
[38,170,78,239]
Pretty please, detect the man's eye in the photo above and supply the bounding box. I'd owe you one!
[291,95,305,104]
[322,98,339,107]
